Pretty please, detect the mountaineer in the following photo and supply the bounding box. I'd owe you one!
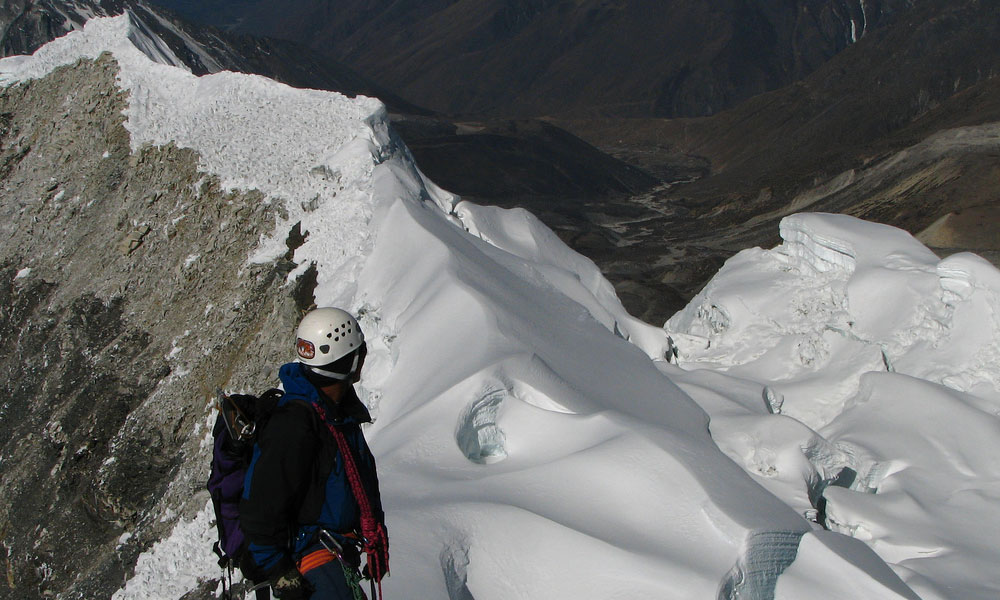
[240,307,389,599]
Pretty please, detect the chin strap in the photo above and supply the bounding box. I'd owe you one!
[309,400,389,600]
[306,348,362,381]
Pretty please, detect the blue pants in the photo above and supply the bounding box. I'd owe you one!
[303,558,366,600]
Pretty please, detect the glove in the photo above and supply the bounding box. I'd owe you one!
[268,561,314,600]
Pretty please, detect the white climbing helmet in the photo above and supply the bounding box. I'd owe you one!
[295,307,365,374]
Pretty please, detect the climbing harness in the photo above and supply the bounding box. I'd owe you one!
[314,530,367,600]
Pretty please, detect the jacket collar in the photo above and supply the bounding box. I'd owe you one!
[279,362,372,425]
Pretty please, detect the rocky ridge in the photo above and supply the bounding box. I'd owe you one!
[0,54,311,599]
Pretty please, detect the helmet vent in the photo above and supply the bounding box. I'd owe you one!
[295,308,363,367]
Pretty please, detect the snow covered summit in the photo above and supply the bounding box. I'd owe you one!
[3,12,995,600]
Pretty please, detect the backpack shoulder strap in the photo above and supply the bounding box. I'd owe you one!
[255,388,285,415]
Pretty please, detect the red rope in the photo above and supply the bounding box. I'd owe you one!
[311,400,389,600]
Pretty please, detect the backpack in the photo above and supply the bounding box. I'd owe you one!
[207,388,284,599]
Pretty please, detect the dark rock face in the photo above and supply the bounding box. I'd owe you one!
[0,0,73,55]
[125,0,258,29]
[223,0,910,119]
[0,278,165,598]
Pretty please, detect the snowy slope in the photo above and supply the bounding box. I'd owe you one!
[667,213,1000,600]
[0,14,951,600]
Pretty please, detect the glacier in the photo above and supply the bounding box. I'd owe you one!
[667,212,1000,599]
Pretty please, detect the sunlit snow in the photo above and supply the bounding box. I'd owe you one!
[667,213,1000,600]
[3,13,998,600]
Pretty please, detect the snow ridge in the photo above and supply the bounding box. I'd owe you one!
[1,12,390,304]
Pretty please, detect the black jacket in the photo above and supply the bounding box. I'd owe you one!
[240,362,384,572]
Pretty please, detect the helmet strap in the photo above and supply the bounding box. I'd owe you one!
[306,347,362,382]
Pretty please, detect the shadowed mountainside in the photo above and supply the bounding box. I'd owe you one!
[207,0,912,119]
[530,0,1000,321]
